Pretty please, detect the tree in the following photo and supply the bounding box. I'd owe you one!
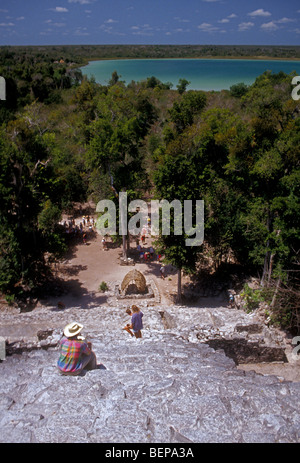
[0,114,66,298]
[85,84,156,258]
[227,72,300,287]
[154,79,299,305]
[109,71,120,86]
[229,82,248,98]
[169,90,206,133]
[177,78,190,94]
[153,131,203,301]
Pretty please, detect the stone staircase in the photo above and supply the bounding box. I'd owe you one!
[0,303,300,443]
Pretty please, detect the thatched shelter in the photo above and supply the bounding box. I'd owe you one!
[121,269,147,295]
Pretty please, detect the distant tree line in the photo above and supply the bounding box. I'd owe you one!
[1,44,300,67]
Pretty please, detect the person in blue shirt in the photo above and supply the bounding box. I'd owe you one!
[229,293,235,308]
[130,305,144,338]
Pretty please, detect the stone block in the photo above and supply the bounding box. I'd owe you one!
[0,336,6,361]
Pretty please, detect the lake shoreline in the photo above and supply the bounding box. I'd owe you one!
[80,57,300,91]
[82,55,300,63]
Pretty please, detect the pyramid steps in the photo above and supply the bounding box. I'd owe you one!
[0,303,299,443]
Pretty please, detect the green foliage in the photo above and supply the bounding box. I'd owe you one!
[0,49,81,123]
[109,71,120,86]
[169,91,207,133]
[152,71,299,308]
[177,78,190,94]
[2,45,299,66]
[5,294,16,306]
[38,200,61,233]
[229,82,249,98]
[145,76,173,90]
[0,224,22,295]
[85,83,156,197]
[0,110,69,296]
[0,47,298,328]
[240,284,265,312]
[99,281,108,292]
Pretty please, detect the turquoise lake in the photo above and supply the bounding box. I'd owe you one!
[81,58,300,91]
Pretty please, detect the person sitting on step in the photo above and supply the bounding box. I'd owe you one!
[57,322,97,376]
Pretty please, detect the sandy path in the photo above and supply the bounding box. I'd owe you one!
[49,227,181,309]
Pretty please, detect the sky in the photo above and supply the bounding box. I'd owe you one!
[0,0,300,46]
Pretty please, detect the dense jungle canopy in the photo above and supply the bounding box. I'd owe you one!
[0,45,299,332]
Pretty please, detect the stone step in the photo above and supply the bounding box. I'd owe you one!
[1,330,300,443]
[0,303,299,443]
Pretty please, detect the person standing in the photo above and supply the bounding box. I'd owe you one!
[160,264,166,279]
[130,305,143,339]
[122,308,134,337]
[149,246,154,259]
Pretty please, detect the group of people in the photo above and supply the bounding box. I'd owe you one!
[62,215,96,245]
[138,245,155,262]
[137,243,162,262]
[57,305,143,376]
[136,239,166,280]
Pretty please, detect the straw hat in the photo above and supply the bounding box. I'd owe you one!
[63,322,83,338]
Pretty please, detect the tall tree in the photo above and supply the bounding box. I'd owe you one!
[0,113,66,298]
[85,82,156,257]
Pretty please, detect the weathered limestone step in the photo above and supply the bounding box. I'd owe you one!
[0,302,299,443]
[1,331,300,443]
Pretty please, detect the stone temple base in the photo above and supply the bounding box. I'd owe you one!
[115,279,160,304]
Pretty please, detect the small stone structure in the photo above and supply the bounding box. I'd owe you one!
[121,269,147,296]
[115,269,160,302]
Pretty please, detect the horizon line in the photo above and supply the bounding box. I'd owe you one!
[1,43,300,48]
